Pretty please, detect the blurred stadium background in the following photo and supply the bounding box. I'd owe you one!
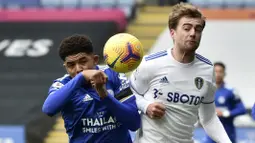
[0,0,254,143]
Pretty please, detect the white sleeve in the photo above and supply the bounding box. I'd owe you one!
[199,81,231,143]
[130,59,153,114]
[199,103,232,143]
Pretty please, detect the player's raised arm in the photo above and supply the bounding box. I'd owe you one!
[129,59,152,114]
[198,81,232,143]
[129,58,166,119]
[42,73,86,116]
[96,72,141,131]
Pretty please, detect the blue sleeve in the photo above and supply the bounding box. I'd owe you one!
[42,73,86,116]
[229,90,246,117]
[252,103,255,120]
[101,94,140,131]
[101,71,140,131]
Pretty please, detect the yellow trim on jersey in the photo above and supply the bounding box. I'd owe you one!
[120,95,134,102]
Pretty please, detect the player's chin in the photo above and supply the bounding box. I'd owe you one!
[185,44,199,51]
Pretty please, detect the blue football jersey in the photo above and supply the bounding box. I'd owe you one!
[252,103,255,120]
[42,65,140,143]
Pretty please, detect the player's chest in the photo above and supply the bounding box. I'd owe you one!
[69,86,115,114]
[149,70,209,106]
[215,90,231,106]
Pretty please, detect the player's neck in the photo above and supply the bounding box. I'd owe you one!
[216,82,224,88]
[172,47,195,63]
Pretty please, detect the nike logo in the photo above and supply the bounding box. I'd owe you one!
[108,54,121,68]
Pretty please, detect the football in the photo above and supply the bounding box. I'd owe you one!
[103,33,144,73]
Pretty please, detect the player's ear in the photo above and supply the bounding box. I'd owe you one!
[170,29,175,38]
[93,54,99,65]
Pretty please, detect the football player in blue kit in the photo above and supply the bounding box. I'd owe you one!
[42,34,140,143]
[204,62,246,143]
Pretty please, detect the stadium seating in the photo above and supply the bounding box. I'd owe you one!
[225,0,244,8]
[243,0,255,7]
[80,0,98,8]
[2,0,40,8]
[98,0,117,8]
[61,0,79,8]
[189,0,207,7]
[207,0,225,8]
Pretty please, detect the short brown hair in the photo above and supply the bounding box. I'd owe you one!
[168,3,206,30]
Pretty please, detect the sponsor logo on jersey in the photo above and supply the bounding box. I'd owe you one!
[81,111,121,133]
[153,88,204,106]
[167,92,203,105]
[194,77,204,90]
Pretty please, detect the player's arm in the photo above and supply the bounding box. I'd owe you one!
[129,59,166,119]
[129,59,152,114]
[198,82,232,143]
[252,103,255,120]
[224,89,246,118]
[100,73,140,131]
[42,73,86,116]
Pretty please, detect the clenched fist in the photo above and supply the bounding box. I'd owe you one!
[82,70,108,99]
[146,102,166,119]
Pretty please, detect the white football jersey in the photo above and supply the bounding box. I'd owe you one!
[130,48,216,143]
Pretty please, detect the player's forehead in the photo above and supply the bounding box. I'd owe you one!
[65,53,90,63]
[178,16,203,28]
[214,65,224,71]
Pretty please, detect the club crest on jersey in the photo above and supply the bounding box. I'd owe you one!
[194,77,204,90]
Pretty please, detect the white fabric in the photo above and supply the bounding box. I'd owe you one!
[130,48,230,143]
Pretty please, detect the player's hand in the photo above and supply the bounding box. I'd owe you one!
[216,109,223,117]
[82,70,108,99]
[146,102,166,119]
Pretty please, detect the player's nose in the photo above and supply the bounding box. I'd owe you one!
[75,64,83,74]
[189,28,196,37]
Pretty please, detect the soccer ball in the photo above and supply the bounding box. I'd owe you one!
[103,33,144,73]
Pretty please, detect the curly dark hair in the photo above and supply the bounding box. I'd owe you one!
[59,34,94,61]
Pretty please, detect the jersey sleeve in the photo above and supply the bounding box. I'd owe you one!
[48,80,65,95]
[227,88,246,117]
[201,80,216,104]
[130,59,154,113]
[42,73,85,116]
[111,71,134,102]
[231,89,242,103]
[130,58,150,95]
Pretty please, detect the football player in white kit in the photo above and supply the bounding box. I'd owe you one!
[130,3,232,143]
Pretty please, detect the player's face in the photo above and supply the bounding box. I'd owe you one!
[214,65,225,84]
[64,53,99,78]
[171,16,204,52]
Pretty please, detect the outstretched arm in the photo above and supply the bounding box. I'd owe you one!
[42,73,85,116]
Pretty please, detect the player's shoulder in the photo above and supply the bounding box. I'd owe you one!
[97,64,117,76]
[140,50,168,69]
[97,64,127,80]
[194,53,214,82]
[97,65,110,71]
[51,74,71,89]
[144,50,168,62]
[223,84,237,93]
[195,53,213,67]
[54,74,71,84]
